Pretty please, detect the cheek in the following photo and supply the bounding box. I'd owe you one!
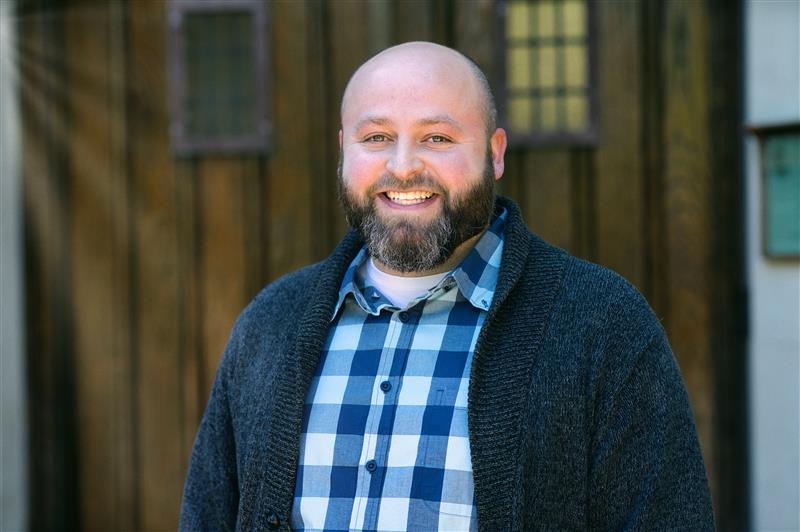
[435,153,484,190]
[342,150,384,192]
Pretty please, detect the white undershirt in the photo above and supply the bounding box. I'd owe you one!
[363,258,450,309]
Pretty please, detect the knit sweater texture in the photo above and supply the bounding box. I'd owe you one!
[180,196,715,531]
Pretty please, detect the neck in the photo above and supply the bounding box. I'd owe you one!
[372,229,487,277]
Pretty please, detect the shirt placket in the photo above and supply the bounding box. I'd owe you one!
[358,307,419,530]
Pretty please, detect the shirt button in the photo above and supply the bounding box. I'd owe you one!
[266,509,280,529]
[365,459,378,473]
[380,380,392,392]
[398,311,409,322]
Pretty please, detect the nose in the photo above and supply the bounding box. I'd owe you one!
[385,140,423,180]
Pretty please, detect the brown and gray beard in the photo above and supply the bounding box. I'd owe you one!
[337,151,496,273]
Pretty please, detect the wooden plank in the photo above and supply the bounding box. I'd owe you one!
[242,158,266,300]
[570,148,595,261]
[127,1,184,528]
[175,158,203,467]
[661,0,715,489]
[366,0,391,54]
[498,149,524,204]
[454,0,495,78]
[64,2,135,529]
[391,0,434,43]
[302,1,332,261]
[265,0,323,280]
[520,150,573,252]
[197,158,250,392]
[19,4,80,529]
[107,2,137,526]
[593,0,645,287]
[641,0,669,314]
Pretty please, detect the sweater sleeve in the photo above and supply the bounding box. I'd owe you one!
[179,345,239,532]
[588,330,715,530]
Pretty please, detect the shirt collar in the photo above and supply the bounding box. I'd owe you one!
[331,206,507,320]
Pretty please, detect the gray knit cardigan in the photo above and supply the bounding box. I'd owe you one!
[180,196,715,531]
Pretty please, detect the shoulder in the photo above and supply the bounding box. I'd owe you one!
[518,234,670,383]
[554,254,680,404]
[560,254,660,336]
[236,260,325,336]
[217,261,327,376]
[498,197,664,355]
[519,230,661,338]
[219,230,362,375]
[561,252,665,350]
[244,262,326,323]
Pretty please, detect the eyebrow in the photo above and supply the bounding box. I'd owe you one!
[417,115,464,132]
[353,114,464,133]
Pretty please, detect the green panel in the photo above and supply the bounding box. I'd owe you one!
[765,134,800,257]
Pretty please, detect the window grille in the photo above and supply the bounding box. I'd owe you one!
[168,0,270,155]
[496,0,597,146]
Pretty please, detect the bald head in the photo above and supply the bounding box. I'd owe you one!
[341,42,497,137]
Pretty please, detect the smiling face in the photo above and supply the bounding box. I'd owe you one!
[339,42,507,276]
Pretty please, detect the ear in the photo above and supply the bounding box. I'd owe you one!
[489,128,507,180]
[338,129,343,150]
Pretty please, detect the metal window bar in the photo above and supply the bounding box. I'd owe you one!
[555,0,566,130]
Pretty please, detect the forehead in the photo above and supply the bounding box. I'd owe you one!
[341,52,484,131]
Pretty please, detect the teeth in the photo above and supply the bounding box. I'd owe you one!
[385,191,434,205]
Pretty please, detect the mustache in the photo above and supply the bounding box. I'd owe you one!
[364,174,447,197]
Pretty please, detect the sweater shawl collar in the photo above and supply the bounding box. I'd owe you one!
[239,195,568,531]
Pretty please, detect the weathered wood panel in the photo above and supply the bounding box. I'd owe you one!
[304,0,334,264]
[267,0,317,279]
[106,3,138,527]
[65,3,136,529]
[392,0,436,42]
[127,1,184,528]
[520,150,574,251]
[197,158,252,388]
[175,158,203,469]
[20,1,81,528]
[454,0,495,76]
[661,0,715,491]
[570,148,594,260]
[594,0,644,286]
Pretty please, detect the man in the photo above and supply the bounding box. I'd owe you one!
[180,42,714,531]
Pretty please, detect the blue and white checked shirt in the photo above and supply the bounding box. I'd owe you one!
[291,208,507,532]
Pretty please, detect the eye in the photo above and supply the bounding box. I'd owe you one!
[426,135,451,143]
[364,134,389,143]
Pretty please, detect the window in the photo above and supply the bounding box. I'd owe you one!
[168,0,270,155]
[496,0,597,146]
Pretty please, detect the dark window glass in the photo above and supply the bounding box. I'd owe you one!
[168,0,269,155]
[184,11,255,138]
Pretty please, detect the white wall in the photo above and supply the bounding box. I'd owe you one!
[0,1,28,530]
[745,1,800,530]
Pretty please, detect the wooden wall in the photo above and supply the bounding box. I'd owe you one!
[19,0,746,529]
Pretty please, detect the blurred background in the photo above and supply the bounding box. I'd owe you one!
[1,0,798,530]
